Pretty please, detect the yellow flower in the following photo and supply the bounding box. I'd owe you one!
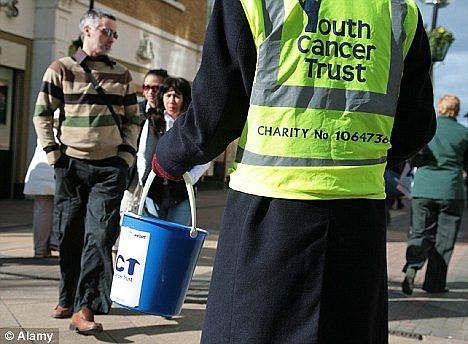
[436,27,446,34]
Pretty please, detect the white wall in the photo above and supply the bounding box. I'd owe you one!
[0,0,35,39]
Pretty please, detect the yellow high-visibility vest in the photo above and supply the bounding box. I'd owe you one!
[230,0,419,199]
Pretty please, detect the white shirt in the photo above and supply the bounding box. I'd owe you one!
[164,112,175,132]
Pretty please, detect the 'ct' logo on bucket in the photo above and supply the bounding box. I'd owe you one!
[116,255,140,276]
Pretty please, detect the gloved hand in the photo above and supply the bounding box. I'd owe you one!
[151,155,183,181]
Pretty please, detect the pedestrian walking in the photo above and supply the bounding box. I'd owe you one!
[152,0,436,342]
[402,94,468,295]
[33,8,139,334]
[23,134,60,258]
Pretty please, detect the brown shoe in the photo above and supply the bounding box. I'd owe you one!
[51,305,73,318]
[69,306,103,335]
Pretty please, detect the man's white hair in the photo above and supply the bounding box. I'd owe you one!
[79,8,116,32]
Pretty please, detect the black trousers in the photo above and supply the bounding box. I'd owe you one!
[53,155,127,313]
[404,198,464,292]
[201,190,388,344]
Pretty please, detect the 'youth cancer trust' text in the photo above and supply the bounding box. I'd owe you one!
[297,18,376,82]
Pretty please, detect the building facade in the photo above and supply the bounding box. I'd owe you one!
[0,0,206,198]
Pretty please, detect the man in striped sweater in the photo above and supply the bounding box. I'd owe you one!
[33,8,139,334]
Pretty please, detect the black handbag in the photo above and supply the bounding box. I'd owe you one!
[410,145,436,168]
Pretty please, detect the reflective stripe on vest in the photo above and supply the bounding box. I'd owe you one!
[231,0,418,200]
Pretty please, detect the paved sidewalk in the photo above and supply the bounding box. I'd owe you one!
[386,199,468,343]
[1,192,467,343]
[0,191,222,344]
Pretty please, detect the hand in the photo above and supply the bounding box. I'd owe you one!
[53,153,68,168]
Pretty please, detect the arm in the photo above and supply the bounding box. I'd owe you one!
[154,0,257,176]
[118,70,140,167]
[387,11,436,167]
[32,60,64,165]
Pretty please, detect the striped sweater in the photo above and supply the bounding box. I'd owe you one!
[33,48,140,167]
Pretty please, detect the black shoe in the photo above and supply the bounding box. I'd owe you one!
[422,287,449,294]
[402,268,416,295]
[34,251,52,258]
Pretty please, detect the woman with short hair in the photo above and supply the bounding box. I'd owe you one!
[402,94,468,295]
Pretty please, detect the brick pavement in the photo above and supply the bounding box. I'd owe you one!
[1,193,467,343]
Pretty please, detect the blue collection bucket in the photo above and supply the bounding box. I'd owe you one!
[110,171,208,316]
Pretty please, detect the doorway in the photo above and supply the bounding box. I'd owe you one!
[0,66,14,198]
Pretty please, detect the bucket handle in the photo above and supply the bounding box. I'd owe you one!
[137,170,198,238]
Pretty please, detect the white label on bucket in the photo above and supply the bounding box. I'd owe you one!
[110,226,150,307]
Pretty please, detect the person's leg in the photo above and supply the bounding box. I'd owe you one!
[33,195,54,257]
[54,156,87,310]
[202,190,329,344]
[402,198,438,293]
[166,199,191,226]
[385,196,394,225]
[404,198,439,270]
[45,195,60,251]
[318,199,388,344]
[423,199,464,292]
[74,157,126,314]
[403,198,439,266]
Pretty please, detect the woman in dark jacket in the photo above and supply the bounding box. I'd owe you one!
[137,77,209,224]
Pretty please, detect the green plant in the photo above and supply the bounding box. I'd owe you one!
[428,27,455,45]
[427,27,454,62]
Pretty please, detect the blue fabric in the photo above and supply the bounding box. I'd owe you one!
[165,199,191,225]
[385,169,404,198]
[202,190,388,343]
[145,197,191,226]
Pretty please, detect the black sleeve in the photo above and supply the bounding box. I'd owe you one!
[155,0,257,175]
[463,148,468,173]
[387,11,437,168]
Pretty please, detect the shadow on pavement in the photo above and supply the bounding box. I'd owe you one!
[96,308,205,343]
[389,281,468,321]
[0,257,58,266]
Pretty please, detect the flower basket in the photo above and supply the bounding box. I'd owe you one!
[427,27,455,62]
